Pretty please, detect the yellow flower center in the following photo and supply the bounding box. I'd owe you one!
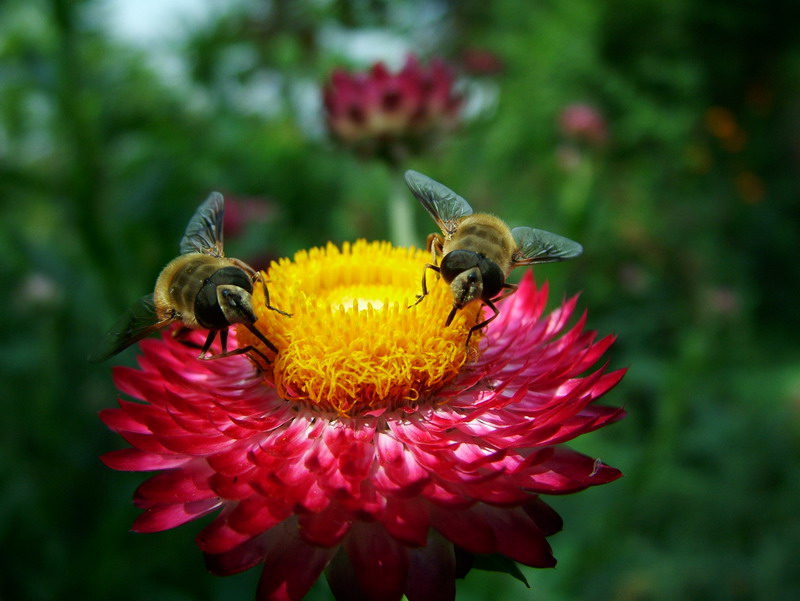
[237,240,481,416]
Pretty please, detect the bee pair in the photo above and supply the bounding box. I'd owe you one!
[91,172,581,363]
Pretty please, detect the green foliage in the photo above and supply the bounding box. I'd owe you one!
[467,553,530,588]
[2,0,799,600]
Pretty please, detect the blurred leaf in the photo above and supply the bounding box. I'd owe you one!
[470,554,530,588]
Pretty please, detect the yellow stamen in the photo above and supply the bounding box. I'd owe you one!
[237,240,481,416]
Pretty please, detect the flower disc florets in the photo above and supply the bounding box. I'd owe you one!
[238,240,481,415]
[101,239,625,601]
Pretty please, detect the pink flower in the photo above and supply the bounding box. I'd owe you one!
[558,103,609,147]
[221,194,277,240]
[322,55,464,163]
[460,48,505,76]
[101,241,624,601]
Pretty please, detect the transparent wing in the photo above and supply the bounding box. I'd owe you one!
[179,192,225,256]
[511,227,584,265]
[404,170,473,236]
[88,295,173,363]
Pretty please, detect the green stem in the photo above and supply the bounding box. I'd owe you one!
[388,170,417,248]
[559,155,595,236]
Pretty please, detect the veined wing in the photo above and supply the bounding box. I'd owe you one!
[179,192,225,256]
[88,294,173,363]
[404,170,473,237]
[511,227,583,265]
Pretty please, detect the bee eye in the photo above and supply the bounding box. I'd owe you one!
[479,258,505,298]
[440,250,478,282]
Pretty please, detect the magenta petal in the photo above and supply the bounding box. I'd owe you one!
[256,519,337,601]
[135,466,214,503]
[381,497,430,547]
[228,497,290,536]
[375,433,430,494]
[298,504,352,546]
[100,448,190,471]
[474,504,556,567]
[131,498,221,533]
[209,470,258,499]
[99,405,148,434]
[405,531,456,601]
[196,498,290,554]
[327,522,409,601]
[112,365,166,402]
[197,513,255,554]
[429,505,496,555]
[205,533,268,575]
[521,447,623,493]
[523,497,564,536]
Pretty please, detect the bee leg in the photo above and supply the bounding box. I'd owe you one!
[202,342,272,365]
[410,263,441,308]
[257,275,292,317]
[198,330,219,359]
[231,260,292,317]
[219,328,229,353]
[498,282,518,300]
[444,304,459,327]
[464,299,500,348]
[173,326,204,349]
[242,321,279,355]
[199,325,275,364]
[230,257,260,279]
[426,234,444,263]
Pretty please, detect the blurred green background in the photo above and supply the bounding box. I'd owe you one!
[2,0,799,599]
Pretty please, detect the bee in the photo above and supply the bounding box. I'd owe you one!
[89,192,290,364]
[405,169,583,343]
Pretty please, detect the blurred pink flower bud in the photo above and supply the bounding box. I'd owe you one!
[323,55,463,164]
[460,48,505,76]
[559,103,609,147]
[222,194,277,239]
